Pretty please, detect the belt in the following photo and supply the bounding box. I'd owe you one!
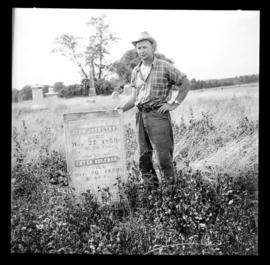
[137,104,160,113]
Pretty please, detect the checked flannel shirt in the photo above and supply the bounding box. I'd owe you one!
[131,56,187,108]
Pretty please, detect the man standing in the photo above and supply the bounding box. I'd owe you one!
[118,32,190,188]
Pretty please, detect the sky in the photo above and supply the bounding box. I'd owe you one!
[12,8,260,90]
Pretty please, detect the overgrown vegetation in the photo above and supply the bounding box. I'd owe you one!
[11,84,258,254]
[11,146,258,254]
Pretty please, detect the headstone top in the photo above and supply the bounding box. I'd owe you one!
[111,91,120,99]
[45,87,58,96]
[31,84,43,90]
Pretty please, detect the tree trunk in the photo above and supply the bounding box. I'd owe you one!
[88,60,96,96]
[98,53,102,79]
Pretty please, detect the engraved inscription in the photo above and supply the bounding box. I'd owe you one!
[74,156,120,167]
[63,110,126,202]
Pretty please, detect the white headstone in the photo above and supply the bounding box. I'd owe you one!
[111,91,119,99]
[86,98,96,103]
[45,87,59,109]
[63,109,127,203]
[31,85,47,110]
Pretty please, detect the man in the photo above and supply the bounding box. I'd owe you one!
[117,32,190,188]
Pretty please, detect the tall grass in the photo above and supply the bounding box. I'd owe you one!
[11,83,258,254]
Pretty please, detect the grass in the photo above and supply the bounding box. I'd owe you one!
[11,83,259,255]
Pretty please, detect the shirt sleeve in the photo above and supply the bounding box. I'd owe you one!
[130,68,137,87]
[167,63,187,87]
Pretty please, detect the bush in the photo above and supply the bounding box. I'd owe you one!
[11,159,258,254]
[95,79,115,95]
[12,88,20,103]
[11,111,258,255]
[18,85,32,101]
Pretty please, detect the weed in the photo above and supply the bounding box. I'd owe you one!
[11,85,258,255]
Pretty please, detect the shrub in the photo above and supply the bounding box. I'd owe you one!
[95,79,115,95]
[11,159,258,255]
[11,102,258,255]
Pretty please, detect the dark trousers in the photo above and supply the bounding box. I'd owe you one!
[136,109,175,187]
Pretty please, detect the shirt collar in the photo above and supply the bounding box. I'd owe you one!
[135,56,157,72]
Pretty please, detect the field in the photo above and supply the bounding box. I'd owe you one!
[11,83,258,255]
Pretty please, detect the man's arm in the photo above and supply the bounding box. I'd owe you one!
[116,69,137,112]
[121,86,136,112]
[173,77,190,105]
[158,76,190,113]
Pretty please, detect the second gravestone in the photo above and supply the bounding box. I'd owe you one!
[63,109,127,202]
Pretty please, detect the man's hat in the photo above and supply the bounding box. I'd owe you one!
[131,31,157,50]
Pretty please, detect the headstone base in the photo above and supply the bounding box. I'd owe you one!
[31,104,48,110]
[86,98,96,103]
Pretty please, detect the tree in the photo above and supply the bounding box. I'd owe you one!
[41,85,50,96]
[52,34,88,80]
[52,15,119,96]
[112,49,174,83]
[66,84,82,97]
[85,14,119,80]
[12,88,20,103]
[52,82,66,93]
[17,85,32,101]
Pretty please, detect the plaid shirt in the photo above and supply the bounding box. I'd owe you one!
[131,56,187,108]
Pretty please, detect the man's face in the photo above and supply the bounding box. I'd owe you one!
[136,40,154,61]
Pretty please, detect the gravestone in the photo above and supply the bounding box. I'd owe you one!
[45,87,58,109]
[86,98,96,103]
[111,91,119,99]
[123,84,132,96]
[31,84,47,110]
[63,109,127,202]
[88,68,96,96]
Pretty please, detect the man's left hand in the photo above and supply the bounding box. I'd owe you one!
[157,103,178,113]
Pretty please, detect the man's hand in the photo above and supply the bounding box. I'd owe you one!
[114,106,124,111]
[157,103,178,113]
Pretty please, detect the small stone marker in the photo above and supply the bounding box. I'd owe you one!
[111,91,119,99]
[88,88,96,97]
[86,98,96,103]
[31,84,47,110]
[63,109,127,202]
[123,84,132,96]
[45,87,58,108]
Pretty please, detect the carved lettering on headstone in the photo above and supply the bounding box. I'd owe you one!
[63,110,127,202]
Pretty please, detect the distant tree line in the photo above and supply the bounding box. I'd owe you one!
[11,79,120,103]
[188,74,259,91]
[11,81,115,103]
[12,73,259,103]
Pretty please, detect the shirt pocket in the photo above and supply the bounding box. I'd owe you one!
[151,84,167,97]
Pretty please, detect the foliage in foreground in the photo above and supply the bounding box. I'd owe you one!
[11,149,258,255]
[11,108,258,255]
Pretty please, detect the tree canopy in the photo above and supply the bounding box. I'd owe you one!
[111,49,174,83]
[52,15,119,95]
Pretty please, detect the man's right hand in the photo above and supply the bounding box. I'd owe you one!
[114,106,124,111]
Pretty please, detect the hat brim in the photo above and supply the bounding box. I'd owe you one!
[132,38,155,46]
